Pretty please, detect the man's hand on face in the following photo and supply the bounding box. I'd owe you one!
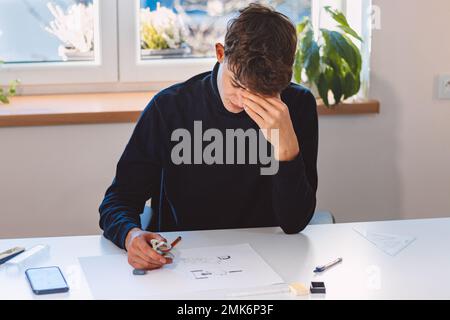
[125,228,173,270]
[242,90,300,161]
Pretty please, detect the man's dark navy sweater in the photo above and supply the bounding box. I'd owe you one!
[99,62,318,249]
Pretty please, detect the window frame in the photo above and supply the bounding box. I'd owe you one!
[0,0,371,97]
[117,0,216,84]
[348,0,373,99]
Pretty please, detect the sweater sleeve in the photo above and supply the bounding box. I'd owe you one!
[271,90,319,234]
[99,98,164,249]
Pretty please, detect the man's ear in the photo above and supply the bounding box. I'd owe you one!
[215,43,225,63]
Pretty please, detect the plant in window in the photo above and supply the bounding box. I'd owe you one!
[294,6,363,107]
[0,61,19,104]
[140,3,190,56]
[45,2,95,61]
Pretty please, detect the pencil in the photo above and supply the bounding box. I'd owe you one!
[170,236,182,249]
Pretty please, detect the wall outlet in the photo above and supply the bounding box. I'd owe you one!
[438,75,450,99]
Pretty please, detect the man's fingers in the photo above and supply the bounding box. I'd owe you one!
[142,232,169,249]
[264,95,284,108]
[126,232,173,270]
[244,105,265,128]
[243,92,281,114]
[134,248,164,266]
[133,250,172,266]
[129,256,163,270]
[243,97,271,120]
[135,237,167,264]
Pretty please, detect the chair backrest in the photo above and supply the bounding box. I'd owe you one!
[309,210,336,225]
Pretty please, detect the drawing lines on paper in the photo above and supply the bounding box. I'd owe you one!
[181,254,244,280]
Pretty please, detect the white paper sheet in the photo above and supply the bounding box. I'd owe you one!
[353,226,416,256]
[78,243,284,299]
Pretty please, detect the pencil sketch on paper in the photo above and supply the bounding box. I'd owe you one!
[78,244,285,298]
[179,254,244,280]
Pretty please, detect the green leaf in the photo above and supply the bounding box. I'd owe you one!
[293,51,302,84]
[324,6,348,26]
[324,6,363,42]
[317,74,329,107]
[8,80,19,95]
[297,19,314,52]
[321,31,362,103]
[295,18,320,84]
[0,79,19,104]
[331,68,343,105]
[343,34,362,75]
[0,95,9,104]
[317,66,334,107]
[338,25,363,42]
[296,17,310,35]
[321,29,360,75]
[295,7,363,103]
[322,58,344,105]
[341,72,354,98]
[302,38,320,83]
[342,71,361,99]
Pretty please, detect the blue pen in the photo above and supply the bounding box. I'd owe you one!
[314,258,343,273]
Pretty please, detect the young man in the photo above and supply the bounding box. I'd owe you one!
[99,4,318,270]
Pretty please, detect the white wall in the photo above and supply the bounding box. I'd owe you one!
[0,124,134,238]
[1,0,450,238]
[318,0,450,221]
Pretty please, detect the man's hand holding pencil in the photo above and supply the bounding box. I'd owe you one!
[125,228,182,270]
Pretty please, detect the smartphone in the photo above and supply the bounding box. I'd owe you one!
[25,266,69,295]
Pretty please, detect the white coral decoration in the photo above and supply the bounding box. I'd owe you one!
[140,3,186,49]
[206,0,225,16]
[45,2,94,54]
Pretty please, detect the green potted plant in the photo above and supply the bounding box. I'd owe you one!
[0,61,19,104]
[294,6,363,107]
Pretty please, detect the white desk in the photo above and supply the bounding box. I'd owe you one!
[1,218,449,300]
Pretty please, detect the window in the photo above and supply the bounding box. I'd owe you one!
[119,0,313,83]
[0,0,117,85]
[0,0,370,97]
[138,0,312,60]
[0,0,96,63]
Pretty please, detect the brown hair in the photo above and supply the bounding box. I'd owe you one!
[224,3,297,96]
